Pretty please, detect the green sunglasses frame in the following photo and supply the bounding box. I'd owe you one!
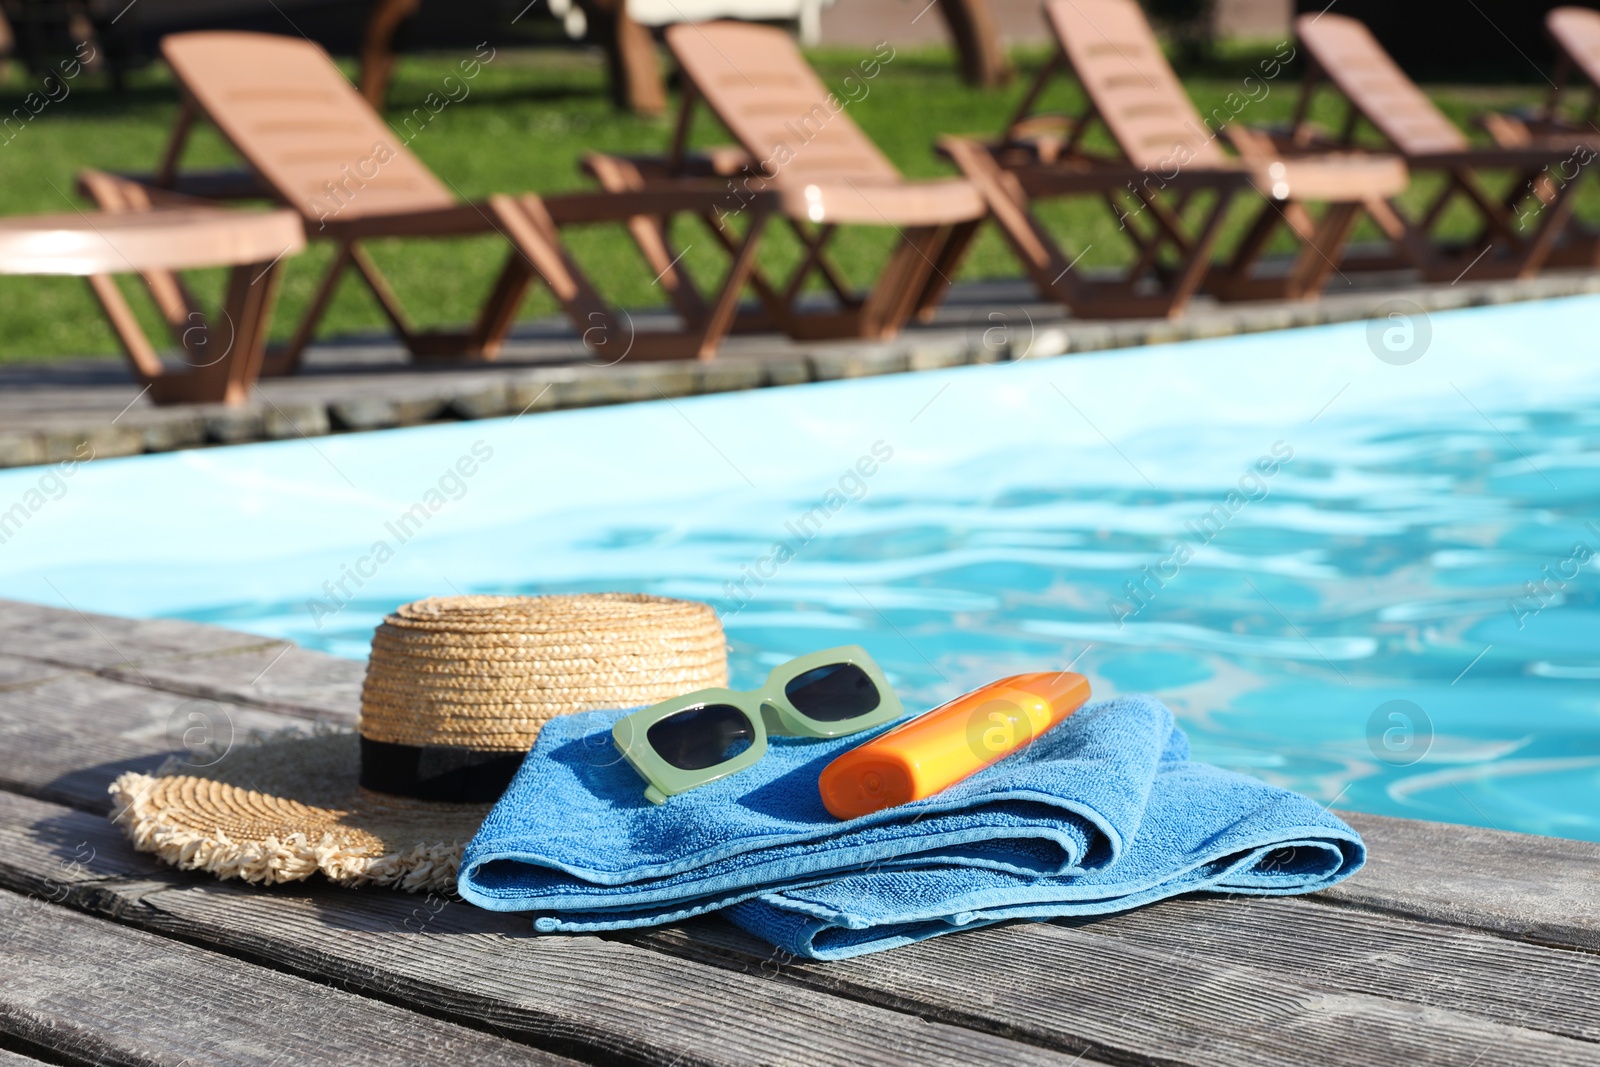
[612,645,903,804]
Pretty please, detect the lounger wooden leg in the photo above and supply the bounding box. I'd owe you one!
[783,223,857,307]
[466,251,536,358]
[85,259,284,406]
[700,209,792,331]
[1281,202,1318,242]
[1118,186,1196,284]
[489,193,631,359]
[858,226,944,340]
[1364,196,1435,273]
[1417,177,1461,237]
[1125,195,1187,282]
[786,221,858,306]
[265,242,355,377]
[1135,190,1194,259]
[352,239,489,361]
[1160,191,1235,315]
[154,99,198,186]
[585,153,709,324]
[1284,201,1362,298]
[911,217,984,323]
[1454,169,1522,248]
[686,208,771,359]
[1210,200,1283,299]
[1514,172,1584,277]
[878,224,951,337]
[86,273,165,383]
[207,258,280,405]
[1004,50,1063,137]
[348,239,428,351]
[940,136,1088,307]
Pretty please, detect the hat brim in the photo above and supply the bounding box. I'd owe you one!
[110,731,491,893]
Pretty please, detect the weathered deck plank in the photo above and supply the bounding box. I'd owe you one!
[0,598,275,671]
[96,643,366,722]
[0,654,63,692]
[0,673,314,813]
[627,912,1600,1066]
[1057,894,1600,1040]
[1331,811,1600,952]
[0,790,1094,1067]
[0,887,577,1067]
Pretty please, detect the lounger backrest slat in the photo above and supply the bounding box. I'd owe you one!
[162,32,456,222]
[1294,14,1467,155]
[1549,6,1600,84]
[665,23,901,184]
[1044,0,1229,171]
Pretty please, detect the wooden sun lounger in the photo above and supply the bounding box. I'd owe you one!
[581,21,988,342]
[1539,7,1600,133]
[0,207,305,405]
[1469,7,1600,267]
[79,31,783,370]
[937,0,1408,319]
[1287,12,1597,281]
[1477,6,1600,140]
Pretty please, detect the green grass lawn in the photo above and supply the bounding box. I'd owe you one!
[0,41,1576,362]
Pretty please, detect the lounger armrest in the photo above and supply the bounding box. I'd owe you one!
[1472,112,1597,151]
[938,134,1129,173]
[1238,154,1410,201]
[76,168,274,204]
[767,178,987,227]
[1477,112,1534,148]
[318,187,782,243]
[1002,113,1080,147]
[581,147,759,183]
[1225,122,1346,157]
[317,204,510,239]
[76,168,231,212]
[543,186,779,225]
[982,146,1406,202]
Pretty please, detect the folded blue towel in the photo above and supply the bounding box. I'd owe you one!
[725,758,1361,959]
[457,695,1363,958]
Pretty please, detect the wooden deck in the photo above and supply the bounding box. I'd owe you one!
[0,597,1597,1066]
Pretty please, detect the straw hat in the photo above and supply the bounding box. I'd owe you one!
[110,594,726,892]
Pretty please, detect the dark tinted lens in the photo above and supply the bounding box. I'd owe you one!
[647,704,755,770]
[783,662,880,722]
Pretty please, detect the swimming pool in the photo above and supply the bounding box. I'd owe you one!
[3,295,1598,843]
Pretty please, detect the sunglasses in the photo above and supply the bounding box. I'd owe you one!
[612,645,903,804]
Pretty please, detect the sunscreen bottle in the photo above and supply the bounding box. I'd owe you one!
[818,671,1090,820]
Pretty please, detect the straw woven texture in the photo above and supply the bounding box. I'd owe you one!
[112,732,481,892]
[360,594,729,750]
[110,593,728,892]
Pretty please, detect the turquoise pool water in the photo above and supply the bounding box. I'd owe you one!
[3,296,1599,842]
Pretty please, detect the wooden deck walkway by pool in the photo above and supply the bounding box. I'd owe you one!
[0,597,1596,1066]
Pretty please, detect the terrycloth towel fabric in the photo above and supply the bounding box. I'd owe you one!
[458,695,1363,958]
